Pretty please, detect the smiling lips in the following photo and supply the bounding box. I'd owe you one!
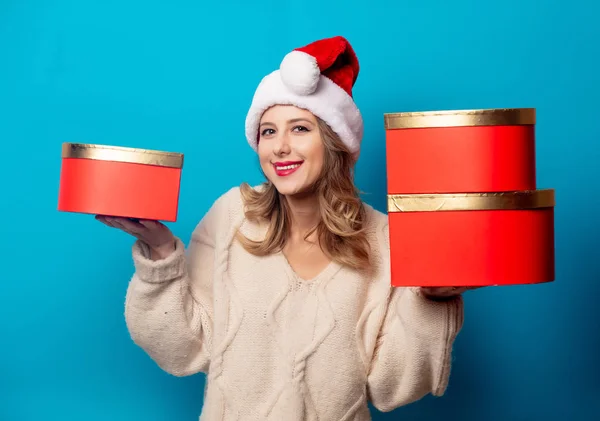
[273,161,303,176]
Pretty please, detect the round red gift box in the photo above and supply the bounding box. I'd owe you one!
[387,189,555,287]
[58,143,184,222]
[384,108,537,194]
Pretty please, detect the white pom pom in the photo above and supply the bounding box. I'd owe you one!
[279,51,320,95]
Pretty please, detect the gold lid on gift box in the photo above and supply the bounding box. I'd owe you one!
[387,189,555,213]
[384,107,536,129]
[62,143,184,169]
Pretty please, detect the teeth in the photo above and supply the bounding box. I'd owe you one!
[277,163,301,170]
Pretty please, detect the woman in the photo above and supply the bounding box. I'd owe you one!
[97,36,468,420]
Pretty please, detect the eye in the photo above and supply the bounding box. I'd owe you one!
[292,125,309,132]
[261,128,275,137]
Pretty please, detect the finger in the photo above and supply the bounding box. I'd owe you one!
[421,287,452,295]
[96,215,119,228]
[138,219,165,230]
[116,218,148,235]
[421,287,467,298]
[107,217,141,237]
[426,286,471,292]
[96,216,146,241]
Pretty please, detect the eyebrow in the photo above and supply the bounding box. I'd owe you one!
[259,118,314,128]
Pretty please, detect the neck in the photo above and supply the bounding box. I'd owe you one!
[284,192,320,241]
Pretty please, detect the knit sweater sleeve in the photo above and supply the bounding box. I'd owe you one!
[365,218,464,412]
[123,188,234,377]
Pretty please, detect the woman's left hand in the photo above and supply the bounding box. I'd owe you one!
[419,286,481,300]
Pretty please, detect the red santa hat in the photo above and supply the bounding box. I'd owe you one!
[245,36,364,157]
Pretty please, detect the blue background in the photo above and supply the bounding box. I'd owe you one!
[1,0,597,420]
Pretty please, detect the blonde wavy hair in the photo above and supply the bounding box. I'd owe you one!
[236,117,371,273]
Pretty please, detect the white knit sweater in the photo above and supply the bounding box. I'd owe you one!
[125,186,464,420]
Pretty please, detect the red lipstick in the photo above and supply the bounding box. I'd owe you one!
[273,160,303,177]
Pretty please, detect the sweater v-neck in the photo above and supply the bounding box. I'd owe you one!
[277,250,342,284]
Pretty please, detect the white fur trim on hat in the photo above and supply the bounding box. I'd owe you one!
[245,70,364,155]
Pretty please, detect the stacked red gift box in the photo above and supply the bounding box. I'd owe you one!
[384,108,555,287]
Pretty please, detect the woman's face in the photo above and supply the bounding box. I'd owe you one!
[257,105,325,196]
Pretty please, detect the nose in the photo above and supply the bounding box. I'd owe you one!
[272,131,291,156]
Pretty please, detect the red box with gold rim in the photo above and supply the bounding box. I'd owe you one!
[58,143,184,222]
[384,108,537,194]
[384,108,555,287]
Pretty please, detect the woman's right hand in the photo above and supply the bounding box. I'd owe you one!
[96,215,176,260]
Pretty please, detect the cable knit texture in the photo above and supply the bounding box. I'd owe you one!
[124,186,464,420]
